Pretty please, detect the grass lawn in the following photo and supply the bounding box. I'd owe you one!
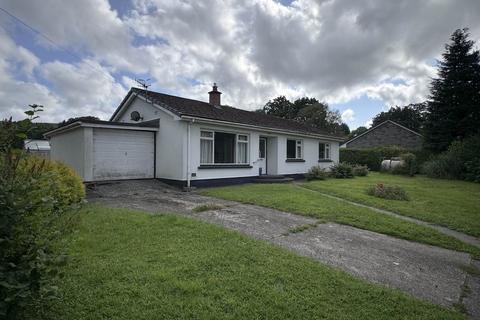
[303,172,480,238]
[46,205,463,320]
[201,184,480,258]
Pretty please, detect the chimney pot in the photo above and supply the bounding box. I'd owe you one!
[208,83,222,106]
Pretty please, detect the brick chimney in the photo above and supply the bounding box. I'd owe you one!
[208,83,222,106]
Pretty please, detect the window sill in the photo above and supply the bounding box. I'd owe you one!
[285,159,306,163]
[198,164,253,169]
[318,159,333,163]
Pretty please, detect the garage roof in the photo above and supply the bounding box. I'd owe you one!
[44,118,159,137]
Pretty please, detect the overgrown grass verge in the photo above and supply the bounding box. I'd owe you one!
[202,184,480,259]
[303,172,480,238]
[45,205,463,320]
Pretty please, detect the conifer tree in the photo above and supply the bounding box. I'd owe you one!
[424,28,480,152]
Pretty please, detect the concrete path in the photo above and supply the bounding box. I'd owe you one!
[295,184,480,248]
[86,180,478,315]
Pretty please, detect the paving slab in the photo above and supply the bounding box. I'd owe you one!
[87,179,475,311]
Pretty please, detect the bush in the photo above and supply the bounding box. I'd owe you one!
[305,166,329,181]
[366,183,409,201]
[422,134,480,182]
[340,146,430,171]
[1,114,84,319]
[352,164,369,176]
[330,162,354,179]
[391,153,417,176]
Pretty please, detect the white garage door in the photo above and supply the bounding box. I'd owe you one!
[93,128,155,181]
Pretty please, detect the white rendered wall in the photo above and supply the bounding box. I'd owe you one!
[189,122,340,181]
[115,97,186,180]
[49,127,91,180]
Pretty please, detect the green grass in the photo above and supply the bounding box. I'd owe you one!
[47,205,463,320]
[202,184,480,258]
[303,172,480,237]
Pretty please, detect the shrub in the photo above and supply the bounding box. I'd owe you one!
[305,166,329,180]
[352,164,369,176]
[366,183,409,201]
[422,134,480,182]
[330,162,354,179]
[464,159,480,183]
[391,153,417,176]
[1,112,84,319]
[340,146,430,171]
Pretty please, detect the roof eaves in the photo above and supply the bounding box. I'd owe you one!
[180,115,345,141]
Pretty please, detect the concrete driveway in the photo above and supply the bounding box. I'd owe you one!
[87,179,478,314]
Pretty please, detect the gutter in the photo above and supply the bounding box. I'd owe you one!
[180,115,345,142]
[44,121,159,138]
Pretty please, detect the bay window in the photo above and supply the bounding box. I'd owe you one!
[200,130,249,165]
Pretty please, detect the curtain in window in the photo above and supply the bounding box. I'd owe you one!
[237,142,248,163]
[200,139,213,164]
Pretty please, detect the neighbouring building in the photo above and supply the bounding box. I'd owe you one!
[341,120,423,150]
[24,139,51,157]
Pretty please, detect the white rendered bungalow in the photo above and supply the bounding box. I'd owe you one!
[45,85,344,187]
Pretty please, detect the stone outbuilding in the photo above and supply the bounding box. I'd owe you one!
[341,120,423,149]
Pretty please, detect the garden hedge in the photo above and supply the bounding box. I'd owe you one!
[340,146,431,171]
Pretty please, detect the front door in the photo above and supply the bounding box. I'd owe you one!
[258,137,267,175]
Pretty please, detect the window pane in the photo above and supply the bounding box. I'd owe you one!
[325,143,330,159]
[237,142,248,163]
[319,143,325,159]
[200,139,213,163]
[214,132,235,163]
[259,139,266,158]
[287,139,296,158]
[297,145,302,159]
[201,131,213,138]
[238,135,248,141]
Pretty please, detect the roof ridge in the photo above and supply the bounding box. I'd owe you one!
[132,87,212,106]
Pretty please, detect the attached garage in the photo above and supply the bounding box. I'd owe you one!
[46,119,159,182]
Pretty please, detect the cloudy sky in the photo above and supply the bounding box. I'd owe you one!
[0,0,479,129]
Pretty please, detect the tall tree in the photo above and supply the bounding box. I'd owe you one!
[261,96,348,135]
[261,96,295,119]
[295,103,346,134]
[347,126,368,140]
[372,103,427,132]
[424,28,480,152]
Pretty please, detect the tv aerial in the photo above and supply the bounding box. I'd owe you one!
[135,78,152,103]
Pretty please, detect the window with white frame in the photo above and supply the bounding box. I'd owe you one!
[287,139,303,159]
[200,130,249,164]
[237,135,248,164]
[200,131,214,164]
[319,142,330,160]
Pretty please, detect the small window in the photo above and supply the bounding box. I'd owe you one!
[319,143,330,160]
[201,131,213,138]
[287,139,302,159]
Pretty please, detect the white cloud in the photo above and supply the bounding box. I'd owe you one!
[341,108,355,122]
[365,119,373,128]
[0,0,480,122]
